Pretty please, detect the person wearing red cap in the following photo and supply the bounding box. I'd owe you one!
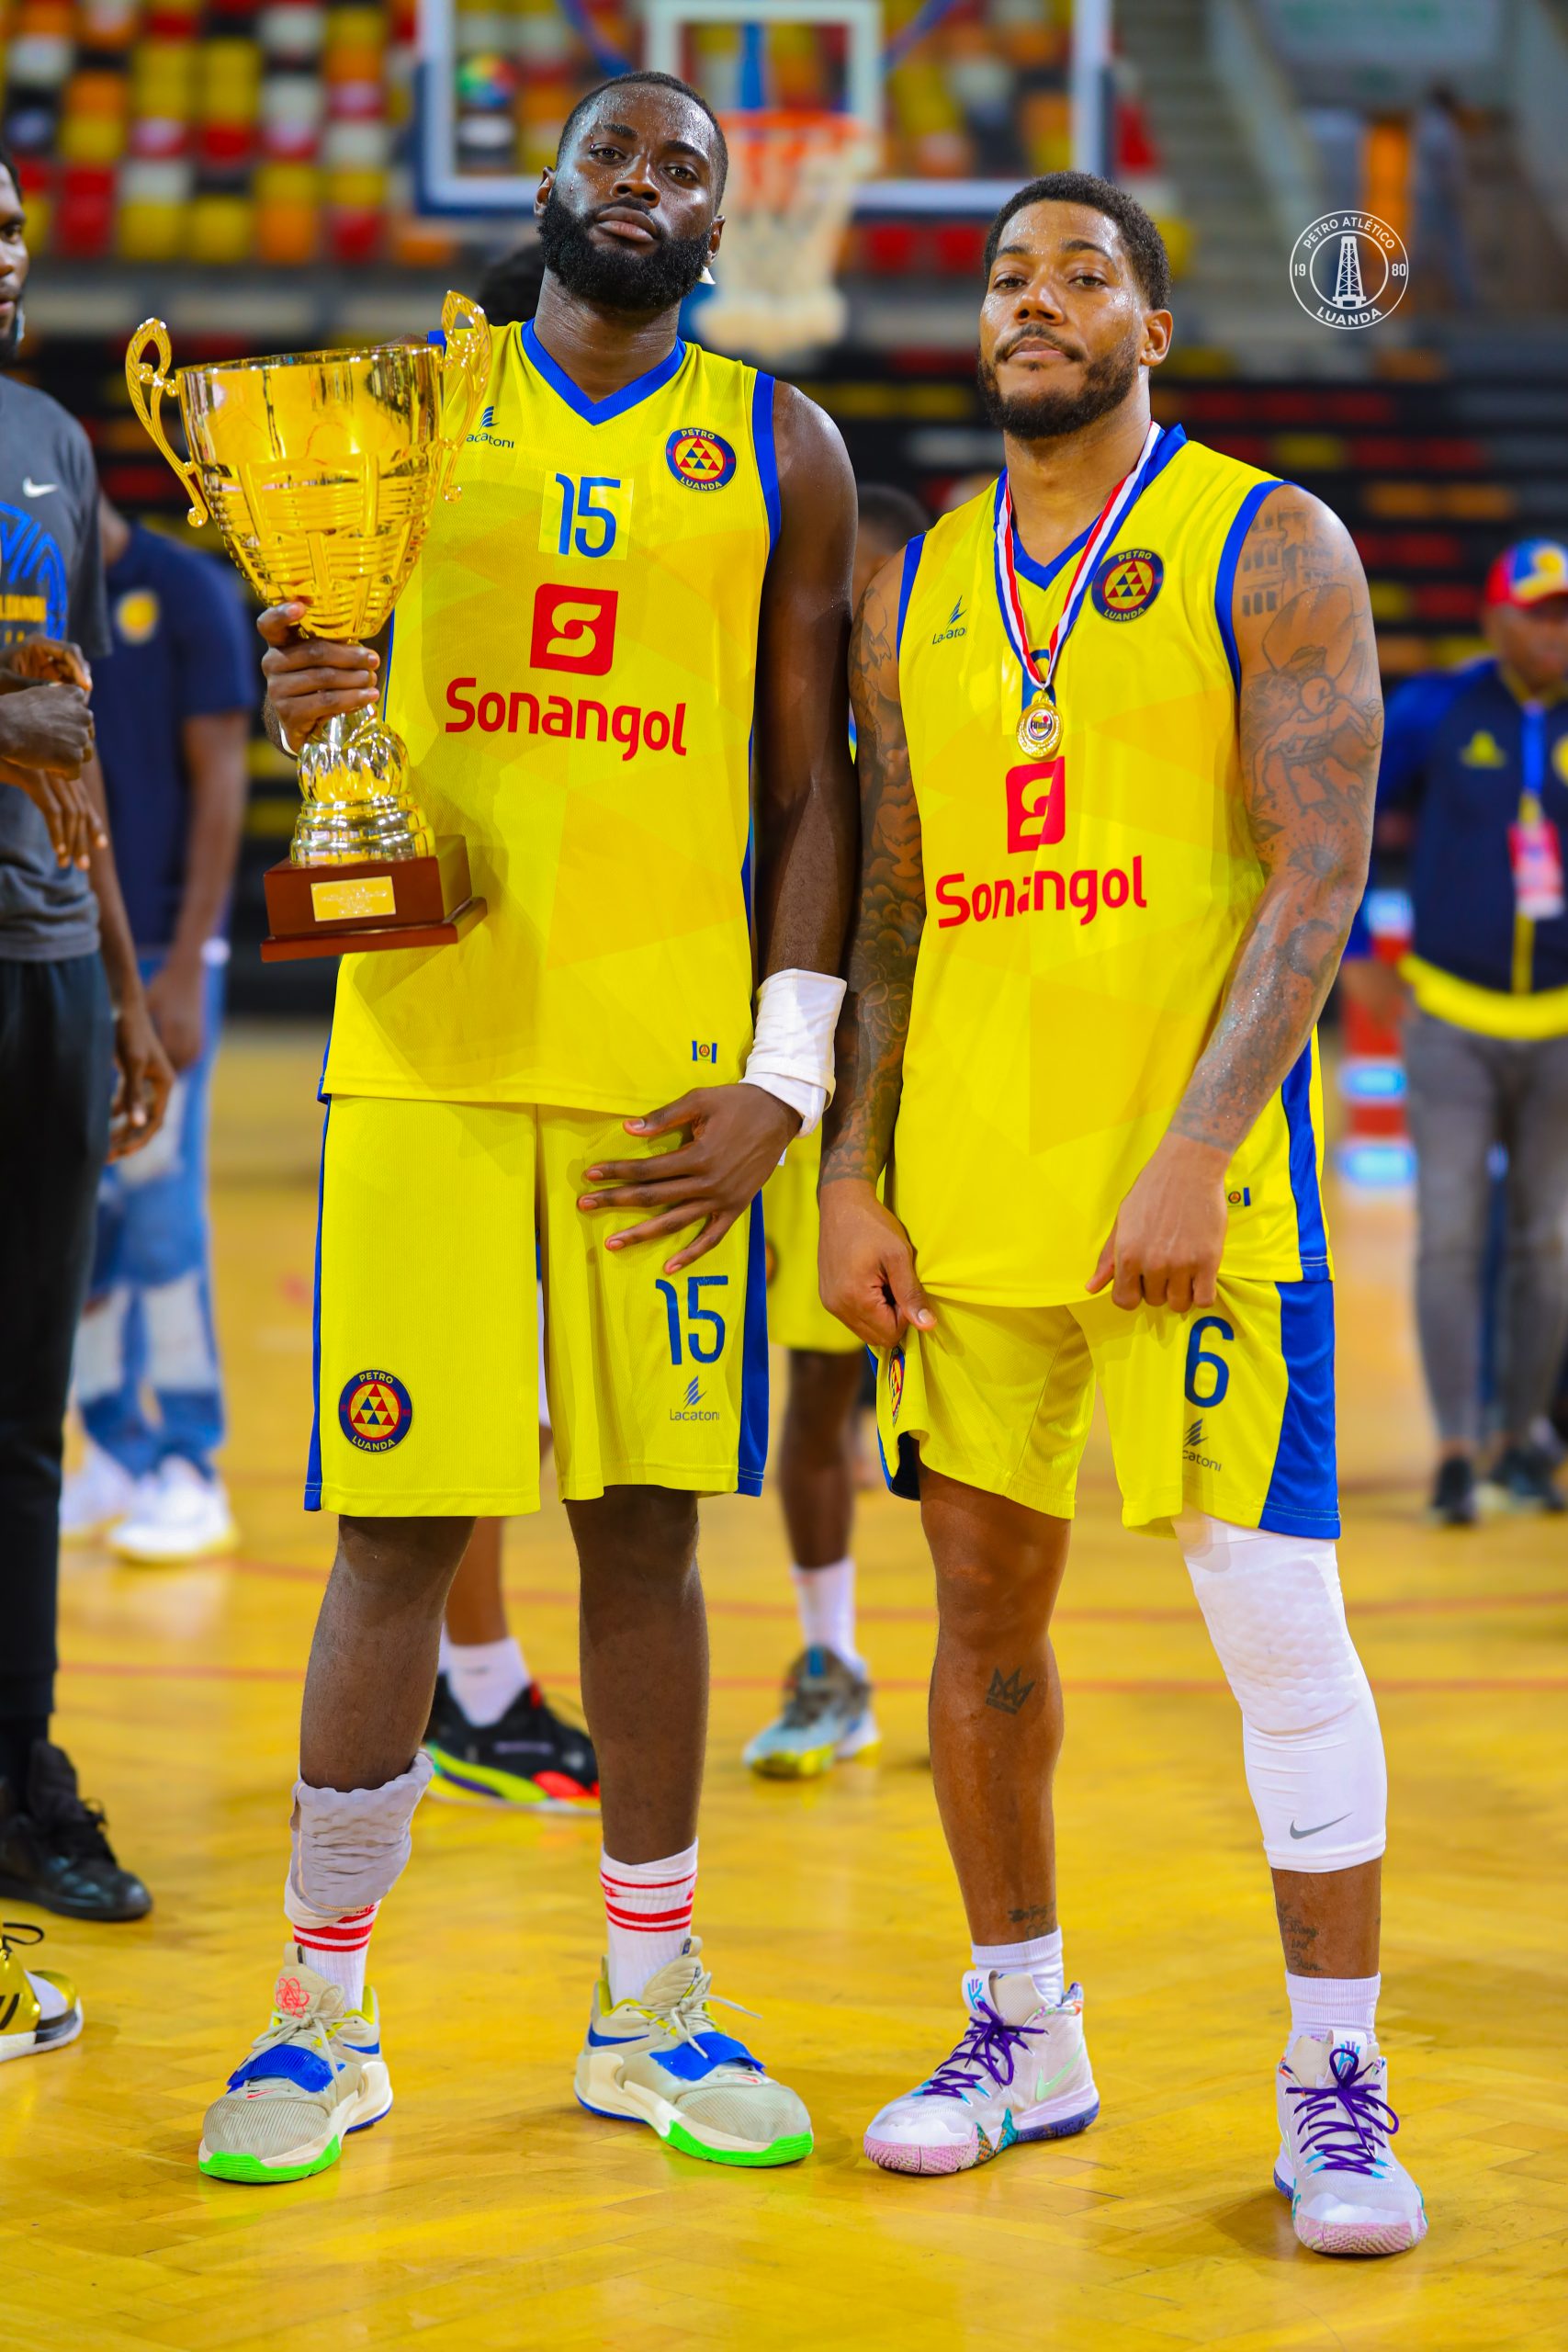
[1353,537,1568,1521]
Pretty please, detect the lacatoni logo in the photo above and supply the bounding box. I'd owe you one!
[936,859,1147,929]
[446,677,689,763]
[531,582,616,675]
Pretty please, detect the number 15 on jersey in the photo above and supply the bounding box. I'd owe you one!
[542,472,633,562]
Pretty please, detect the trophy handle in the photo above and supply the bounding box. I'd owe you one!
[125,320,209,527]
[436,290,493,503]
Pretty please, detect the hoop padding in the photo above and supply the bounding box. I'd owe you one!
[703,110,874,361]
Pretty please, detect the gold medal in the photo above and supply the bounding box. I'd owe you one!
[1017,696,1061,757]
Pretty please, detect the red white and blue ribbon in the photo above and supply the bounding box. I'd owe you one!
[994,418,1166,731]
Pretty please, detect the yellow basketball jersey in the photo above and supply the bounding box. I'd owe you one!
[891,432,1333,1305]
[321,323,778,1112]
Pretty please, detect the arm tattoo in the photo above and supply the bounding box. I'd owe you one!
[818,565,925,1186]
[1169,490,1381,1157]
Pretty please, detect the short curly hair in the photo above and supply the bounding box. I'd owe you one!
[984,173,1171,311]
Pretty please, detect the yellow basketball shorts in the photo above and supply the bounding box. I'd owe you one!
[307,1096,768,1516]
[761,1127,862,1356]
[876,1276,1338,1538]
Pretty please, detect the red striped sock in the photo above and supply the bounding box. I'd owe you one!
[600,1841,697,2002]
[287,1898,379,2010]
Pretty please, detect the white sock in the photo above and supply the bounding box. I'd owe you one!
[446,1634,529,1727]
[600,1842,698,2003]
[438,1629,453,1671]
[970,1927,1065,2009]
[791,1556,864,1674]
[286,1895,379,2010]
[1287,1971,1381,2038]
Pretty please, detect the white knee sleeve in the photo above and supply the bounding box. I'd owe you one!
[287,1751,434,1916]
[1178,1515,1386,1873]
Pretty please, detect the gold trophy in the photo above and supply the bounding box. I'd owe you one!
[125,294,491,961]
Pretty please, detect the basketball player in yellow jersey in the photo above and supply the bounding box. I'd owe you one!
[194,73,858,2186]
[821,175,1427,2255]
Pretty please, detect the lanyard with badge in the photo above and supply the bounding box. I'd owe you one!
[1509,702,1565,922]
[992,419,1168,757]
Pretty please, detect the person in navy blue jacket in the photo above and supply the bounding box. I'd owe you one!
[1361,538,1568,1523]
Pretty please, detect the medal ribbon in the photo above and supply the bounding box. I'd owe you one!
[994,419,1166,711]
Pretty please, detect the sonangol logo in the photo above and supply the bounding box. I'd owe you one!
[666,427,736,492]
[530,582,617,674]
[339,1370,413,1453]
[1091,547,1164,622]
[887,1349,905,1422]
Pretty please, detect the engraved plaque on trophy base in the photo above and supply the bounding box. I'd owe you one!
[261,834,483,962]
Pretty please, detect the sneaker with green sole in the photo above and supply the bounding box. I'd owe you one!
[574,1937,812,2167]
[198,1949,390,2184]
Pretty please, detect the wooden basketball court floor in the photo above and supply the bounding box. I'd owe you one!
[5,1021,1565,2352]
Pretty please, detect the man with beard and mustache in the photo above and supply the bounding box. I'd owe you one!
[196,73,856,2185]
[819,175,1427,2256]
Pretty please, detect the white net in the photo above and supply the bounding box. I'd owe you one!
[700,109,875,361]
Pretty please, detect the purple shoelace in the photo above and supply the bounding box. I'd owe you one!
[919,2000,1034,2099]
[1286,2043,1401,2176]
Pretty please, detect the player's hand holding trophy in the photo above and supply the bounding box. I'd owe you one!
[125,294,491,960]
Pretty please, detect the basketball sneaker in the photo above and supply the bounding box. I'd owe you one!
[198,1949,391,2184]
[111,1458,238,1564]
[863,1970,1099,2175]
[60,1441,136,1544]
[0,1920,83,2064]
[573,1937,812,2167]
[743,1645,879,1778]
[423,1675,599,1810]
[1275,2028,1427,2256]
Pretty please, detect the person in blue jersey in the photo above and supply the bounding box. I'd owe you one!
[61,497,254,1563]
[1353,538,1568,1523]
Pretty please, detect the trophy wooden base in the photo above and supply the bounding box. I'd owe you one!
[260,834,484,963]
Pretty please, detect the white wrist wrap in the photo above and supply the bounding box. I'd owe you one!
[742,967,846,1141]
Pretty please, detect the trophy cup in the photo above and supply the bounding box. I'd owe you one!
[125,294,491,961]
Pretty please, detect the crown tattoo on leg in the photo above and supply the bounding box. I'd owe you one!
[985,1668,1036,1714]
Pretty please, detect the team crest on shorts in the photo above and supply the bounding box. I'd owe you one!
[1091,547,1164,622]
[666,427,737,491]
[339,1370,413,1453]
[887,1348,905,1421]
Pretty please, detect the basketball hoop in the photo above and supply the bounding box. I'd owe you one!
[701,109,875,362]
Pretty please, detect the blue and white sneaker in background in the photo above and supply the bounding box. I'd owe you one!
[198,1950,392,2184]
[864,1971,1099,2175]
[574,1937,812,2167]
[743,1646,879,1779]
[1275,2029,1427,2255]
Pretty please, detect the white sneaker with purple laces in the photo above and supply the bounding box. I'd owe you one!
[863,1970,1099,2176]
[1275,2028,1427,2256]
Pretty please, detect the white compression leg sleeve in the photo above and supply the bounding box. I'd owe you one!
[1177,1516,1386,1873]
[287,1751,434,1916]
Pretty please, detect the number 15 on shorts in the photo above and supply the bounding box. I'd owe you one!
[656,1274,728,1364]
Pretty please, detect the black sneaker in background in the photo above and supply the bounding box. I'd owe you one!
[423,1679,600,1811]
[1485,1442,1568,1514]
[1427,1455,1477,1527]
[0,1741,152,1921]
